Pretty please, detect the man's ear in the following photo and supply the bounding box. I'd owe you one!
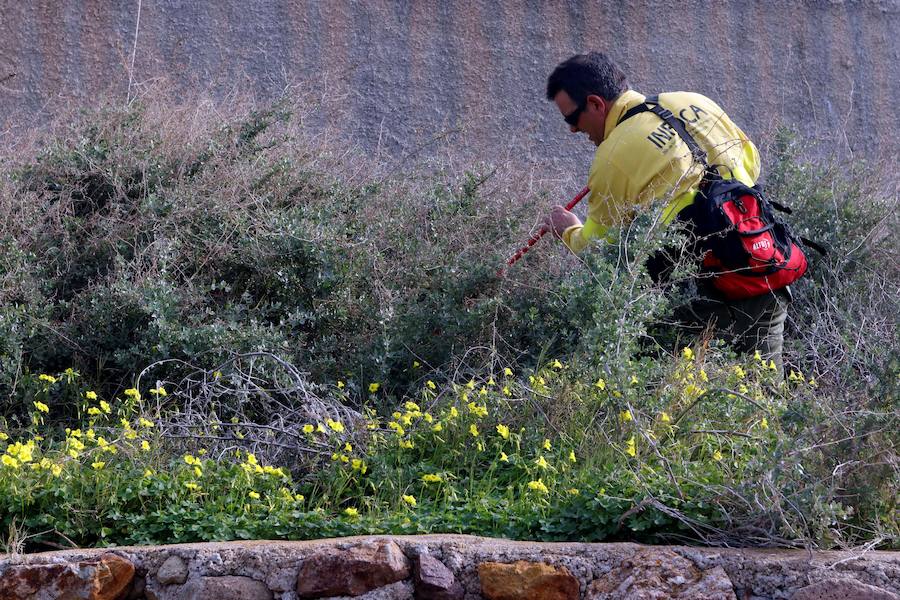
[587,95,607,114]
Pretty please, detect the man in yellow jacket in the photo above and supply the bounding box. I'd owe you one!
[544,51,790,369]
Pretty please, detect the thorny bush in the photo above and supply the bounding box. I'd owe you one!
[0,93,896,550]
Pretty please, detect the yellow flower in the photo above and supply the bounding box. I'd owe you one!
[317,423,327,433]
[248,491,261,499]
[619,409,632,422]
[344,507,359,517]
[535,455,549,469]
[141,440,150,451]
[138,418,154,428]
[682,347,695,361]
[684,383,704,399]
[33,401,49,413]
[326,419,345,433]
[496,424,510,440]
[87,407,102,416]
[402,494,417,507]
[405,401,420,411]
[448,406,459,419]
[368,382,380,393]
[527,479,549,494]
[466,379,475,390]
[699,369,709,383]
[50,464,62,477]
[733,366,746,379]
[302,424,314,434]
[426,380,436,390]
[184,482,199,491]
[263,465,285,477]
[344,442,352,452]
[1,455,18,469]
[431,422,443,433]
[630,375,639,385]
[213,370,222,379]
[503,367,513,377]
[768,360,777,371]
[143,469,154,477]
[469,424,479,437]
[295,494,305,502]
[351,458,365,471]
[85,391,98,400]
[595,378,606,390]
[337,380,345,389]
[246,453,258,466]
[467,402,487,417]
[423,413,433,423]
[194,466,203,477]
[760,417,769,430]
[754,350,763,361]
[487,377,495,386]
[91,461,106,470]
[0,432,7,441]
[150,386,167,397]
[567,488,580,495]
[124,388,141,400]
[388,421,405,436]
[38,374,57,384]
[399,439,414,449]
[568,450,577,463]
[99,400,111,414]
[625,435,637,457]
[499,452,509,462]
[478,386,487,397]
[502,385,512,397]
[413,360,421,368]
[542,438,551,450]
[713,450,723,461]
[551,359,563,369]
[421,473,442,483]
[659,411,671,423]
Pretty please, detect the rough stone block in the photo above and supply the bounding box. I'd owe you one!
[413,553,464,600]
[296,539,411,598]
[791,577,900,600]
[478,560,579,600]
[157,555,189,586]
[184,575,272,600]
[0,552,134,600]
[586,548,736,599]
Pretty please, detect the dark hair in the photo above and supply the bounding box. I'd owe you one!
[546,52,629,103]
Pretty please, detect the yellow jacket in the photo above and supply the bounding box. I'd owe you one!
[562,90,761,253]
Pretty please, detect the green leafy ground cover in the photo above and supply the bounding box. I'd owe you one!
[0,93,896,551]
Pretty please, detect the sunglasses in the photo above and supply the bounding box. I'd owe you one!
[564,99,587,127]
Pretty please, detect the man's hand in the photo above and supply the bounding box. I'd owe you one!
[544,205,582,238]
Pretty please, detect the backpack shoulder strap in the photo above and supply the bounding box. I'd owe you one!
[618,94,708,165]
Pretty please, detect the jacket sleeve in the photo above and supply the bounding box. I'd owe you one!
[561,160,633,254]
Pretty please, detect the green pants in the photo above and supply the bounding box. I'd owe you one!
[672,286,791,372]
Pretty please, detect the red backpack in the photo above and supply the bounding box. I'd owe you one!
[620,97,823,300]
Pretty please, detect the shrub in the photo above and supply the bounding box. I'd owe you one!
[0,97,896,550]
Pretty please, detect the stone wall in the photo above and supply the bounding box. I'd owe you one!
[1,535,898,600]
[1,1,899,179]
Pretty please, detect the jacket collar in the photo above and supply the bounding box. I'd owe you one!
[604,90,647,140]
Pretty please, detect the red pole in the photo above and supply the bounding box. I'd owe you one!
[498,186,590,276]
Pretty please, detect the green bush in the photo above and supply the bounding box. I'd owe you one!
[0,97,896,550]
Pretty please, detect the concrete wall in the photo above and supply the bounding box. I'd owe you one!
[1,0,898,176]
